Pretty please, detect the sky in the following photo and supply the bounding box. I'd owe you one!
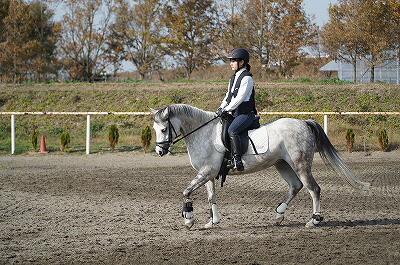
[302,0,338,27]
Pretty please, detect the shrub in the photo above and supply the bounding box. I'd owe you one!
[141,125,152,153]
[108,124,119,151]
[378,128,388,151]
[345,128,355,152]
[60,131,70,152]
[31,128,38,151]
[299,77,312,82]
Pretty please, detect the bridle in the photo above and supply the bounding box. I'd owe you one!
[156,117,180,153]
[156,115,220,154]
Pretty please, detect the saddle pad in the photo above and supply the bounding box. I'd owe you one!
[213,124,269,155]
[244,125,269,155]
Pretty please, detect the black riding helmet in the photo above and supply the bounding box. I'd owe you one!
[227,48,250,63]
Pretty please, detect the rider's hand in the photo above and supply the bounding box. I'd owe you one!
[216,107,225,116]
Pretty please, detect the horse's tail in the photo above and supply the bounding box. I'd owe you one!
[305,120,370,191]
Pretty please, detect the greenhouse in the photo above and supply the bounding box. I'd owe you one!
[320,57,400,84]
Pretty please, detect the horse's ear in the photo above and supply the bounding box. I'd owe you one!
[148,106,158,114]
[160,107,169,119]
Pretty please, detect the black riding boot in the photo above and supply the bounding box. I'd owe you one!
[229,133,244,171]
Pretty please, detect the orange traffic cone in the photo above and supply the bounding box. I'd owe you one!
[39,135,48,153]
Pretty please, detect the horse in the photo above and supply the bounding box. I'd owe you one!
[150,104,370,229]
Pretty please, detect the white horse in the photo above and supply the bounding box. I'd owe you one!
[150,104,369,229]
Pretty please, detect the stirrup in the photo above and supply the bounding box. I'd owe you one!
[226,159,234,170]
[233,156,244,171]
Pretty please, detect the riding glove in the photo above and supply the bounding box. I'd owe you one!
[216,107,226,116]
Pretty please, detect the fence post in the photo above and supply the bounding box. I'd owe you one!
[86,115,90,154]
[11,115,15,154]
[323,115,328,136]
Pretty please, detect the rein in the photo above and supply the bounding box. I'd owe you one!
[156,115,220,152]
[172,115,219,144]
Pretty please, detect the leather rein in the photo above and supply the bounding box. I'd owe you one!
[156,115,220,153]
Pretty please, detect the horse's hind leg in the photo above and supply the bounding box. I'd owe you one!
[204,179,220,229]
[274,161,303,225]
[293,164,323,227]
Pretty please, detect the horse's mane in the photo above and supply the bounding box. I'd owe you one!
[155,104,216,123]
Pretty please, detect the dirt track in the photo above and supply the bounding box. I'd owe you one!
[1,151,400,264]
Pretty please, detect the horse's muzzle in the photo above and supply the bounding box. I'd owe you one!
[155,144,169,157]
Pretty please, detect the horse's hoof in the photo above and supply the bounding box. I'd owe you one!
[204,219,213,229]
[305,220,316,228]
[275,214,284,226]
[184,218,195,229]
[204,218,219,229]
[306,213,323,228]
[305,218,322,228]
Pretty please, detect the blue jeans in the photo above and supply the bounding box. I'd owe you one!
[228,112,255,136]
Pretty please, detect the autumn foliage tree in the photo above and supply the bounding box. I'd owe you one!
[59,0,119,81]
[162,0,221,78]
[112,0,164,80]
[0,0,59,83]
[322,0,394,83]
[220,0,316,78]
[321,2,361,82]
[273,0,317,77]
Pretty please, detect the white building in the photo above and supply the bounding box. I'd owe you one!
[320,57,400,84]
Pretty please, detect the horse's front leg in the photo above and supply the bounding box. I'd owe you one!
[182,165,215,229]
[204,178,220,229]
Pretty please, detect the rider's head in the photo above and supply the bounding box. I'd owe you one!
[227,48,250,72]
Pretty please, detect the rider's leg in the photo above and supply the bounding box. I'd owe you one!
[229,132,244,171]
[227,112,255,171]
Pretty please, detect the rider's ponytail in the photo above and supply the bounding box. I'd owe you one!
[246,63,251,72]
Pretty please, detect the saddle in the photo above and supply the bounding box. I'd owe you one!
[217,112,260,186]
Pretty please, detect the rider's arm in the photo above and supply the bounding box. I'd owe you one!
[219,82,232,109]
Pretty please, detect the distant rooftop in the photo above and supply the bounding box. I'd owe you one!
[319,61,338,71]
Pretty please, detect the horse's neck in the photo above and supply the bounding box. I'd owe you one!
[179,114,218,156]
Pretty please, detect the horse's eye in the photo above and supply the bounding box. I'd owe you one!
[161,128,167,133]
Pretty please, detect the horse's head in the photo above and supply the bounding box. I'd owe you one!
[149,106,181,156]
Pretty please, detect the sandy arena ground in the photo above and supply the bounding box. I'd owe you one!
[1,151,400,264]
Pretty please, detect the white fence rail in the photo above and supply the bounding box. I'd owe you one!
[2,111,400,155]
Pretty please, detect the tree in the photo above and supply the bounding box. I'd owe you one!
[321,2,361,82]
[273,0,317,77]
[112,0,164,80]
[388,0,400,56]
[219,0,316,78]
[0,0,11,43]
[0,0,33,82]
[0,0,60,83]
[322,0,392,83]
[27,0,61,82]
[162,0,221,78]
[60,0,119,81]
[354,0,391,83]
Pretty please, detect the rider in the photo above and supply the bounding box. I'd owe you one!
[216,48,258,171]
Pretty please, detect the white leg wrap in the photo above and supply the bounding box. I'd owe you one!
[184,211,193,220]
[184,211,194,229]
[204,204,220,229]
[275,203,287,225]
[212,204,220,224]
[276,202,288,214]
